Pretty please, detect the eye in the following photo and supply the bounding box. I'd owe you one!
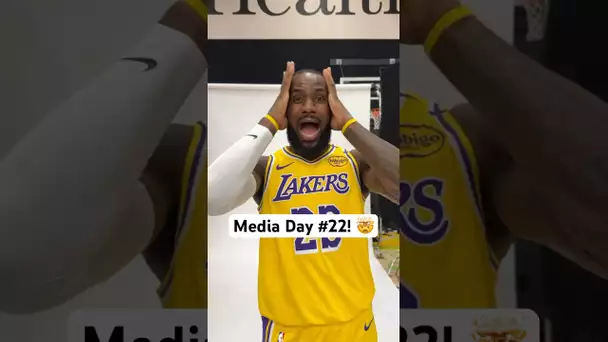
[292,95,303,103]
[316,95,326,102]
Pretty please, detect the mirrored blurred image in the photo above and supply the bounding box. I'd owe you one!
[400,0,608,340]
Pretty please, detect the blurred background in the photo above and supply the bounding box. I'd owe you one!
[514,0,608,341]
[402,0,608,340]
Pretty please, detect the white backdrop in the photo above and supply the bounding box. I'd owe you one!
[207,83,399,341]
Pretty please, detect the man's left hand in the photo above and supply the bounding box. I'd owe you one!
[322,67,354,131]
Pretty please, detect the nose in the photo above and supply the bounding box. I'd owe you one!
[302,98,316,113]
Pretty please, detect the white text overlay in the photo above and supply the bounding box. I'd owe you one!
[229,214,378,238]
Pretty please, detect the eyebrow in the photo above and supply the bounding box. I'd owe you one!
[290,87,327,93]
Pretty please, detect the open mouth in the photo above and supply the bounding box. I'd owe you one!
[298,117,321,142]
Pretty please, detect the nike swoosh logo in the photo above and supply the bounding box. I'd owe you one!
[364,318,374,331]
[121,57,158,71]
[246,134,258,139]
[276,162,294,170]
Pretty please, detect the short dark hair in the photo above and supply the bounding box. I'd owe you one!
[290,69,324,92]
[294,68,322,76]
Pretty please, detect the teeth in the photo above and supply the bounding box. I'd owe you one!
[300,118,319,124]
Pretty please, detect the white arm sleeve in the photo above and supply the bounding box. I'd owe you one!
[208,124,273,216]
[0,25,206,313]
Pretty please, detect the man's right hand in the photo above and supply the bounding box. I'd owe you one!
[400,0,459,45]
[262,61,295,132]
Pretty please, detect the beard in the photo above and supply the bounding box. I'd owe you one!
[287,123,332,160]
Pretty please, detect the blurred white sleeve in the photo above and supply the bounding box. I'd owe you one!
[0,24,206,313]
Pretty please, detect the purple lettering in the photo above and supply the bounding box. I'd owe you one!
[298,176,314,194]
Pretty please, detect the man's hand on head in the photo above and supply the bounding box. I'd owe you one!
[322,67,354,131]
[400,0,460,45]
[262,61,295,133]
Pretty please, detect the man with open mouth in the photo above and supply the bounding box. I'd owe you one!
[207,61,399,342]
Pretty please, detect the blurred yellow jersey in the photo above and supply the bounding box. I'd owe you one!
[258,145,375,326]
[400,94,498,308]
[158,121,207,308]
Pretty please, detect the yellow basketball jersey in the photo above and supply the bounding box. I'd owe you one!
[400,93,498,308]
[158,121,207,308]
[258,145,375,326]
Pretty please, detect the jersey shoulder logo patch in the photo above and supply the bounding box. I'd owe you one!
[328,155,348,167]
[401,124,445,158]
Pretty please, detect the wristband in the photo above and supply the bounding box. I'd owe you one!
[265,114,280,131]
[424,5,473,55]
[186,0,208,23]
[341,118,357,134]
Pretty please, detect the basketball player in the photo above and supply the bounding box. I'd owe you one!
[400,0,608,308]
[207,62,399,342]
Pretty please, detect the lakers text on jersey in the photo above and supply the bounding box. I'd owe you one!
[400,93,498,308]
[158,121,208,308]
[258,145,375,327]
